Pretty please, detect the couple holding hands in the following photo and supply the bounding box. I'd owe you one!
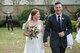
[23,2,72,53]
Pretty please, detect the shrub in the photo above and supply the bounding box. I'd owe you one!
[0,20,20,27]
[76,8,80,14]
[49,5,55,14]
[12,20,20,27]
[76,8,80,18]
[71,20,76,32]
[19,20,26,27]
[0,20,6,27]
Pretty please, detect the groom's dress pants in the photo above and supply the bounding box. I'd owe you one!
[51,46,66,53]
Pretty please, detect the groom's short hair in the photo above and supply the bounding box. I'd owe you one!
[54,2,62,5]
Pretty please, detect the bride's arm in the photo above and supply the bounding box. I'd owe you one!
[23,21,29,36]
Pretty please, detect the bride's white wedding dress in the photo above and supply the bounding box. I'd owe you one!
[67,33,73,49]
[75,29,80,43]
[24,23,44,53]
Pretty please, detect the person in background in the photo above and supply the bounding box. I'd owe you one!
[75,13,80,43]
[76,13,80,31]
[6,12,13,31]
[45,12,51,24]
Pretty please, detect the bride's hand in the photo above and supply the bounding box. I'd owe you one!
[24,32,29,36]
[24,33,28,36]
[44,42,48,47]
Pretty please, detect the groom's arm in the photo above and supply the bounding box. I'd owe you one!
[64,16,72,36]
[43,18,51,42]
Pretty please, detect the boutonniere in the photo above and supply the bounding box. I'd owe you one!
[62,17,65,20]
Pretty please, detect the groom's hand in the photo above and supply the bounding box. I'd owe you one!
[58,31,65,37]
[44,42,48,47]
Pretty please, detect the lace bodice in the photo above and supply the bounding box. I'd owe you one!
[37,23,42,32]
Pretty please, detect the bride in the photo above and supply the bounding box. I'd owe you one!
[23,9,44,53]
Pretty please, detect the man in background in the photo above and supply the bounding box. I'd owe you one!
[6,12,13,31]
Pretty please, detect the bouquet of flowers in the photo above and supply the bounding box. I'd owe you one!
[26,25,39,40]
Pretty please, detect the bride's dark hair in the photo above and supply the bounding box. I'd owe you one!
[77,23,80,28]
[31,9,39,20]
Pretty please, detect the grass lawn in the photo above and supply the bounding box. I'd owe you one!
[0,27,80,53]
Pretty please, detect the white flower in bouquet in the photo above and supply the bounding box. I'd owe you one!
[26,26,39,40]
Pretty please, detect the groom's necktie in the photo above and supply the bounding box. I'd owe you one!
[58,16,62,32]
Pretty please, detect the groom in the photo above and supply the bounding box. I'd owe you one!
[43,2,72,53]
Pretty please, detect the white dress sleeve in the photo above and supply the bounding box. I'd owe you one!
[75,29,80,43]
[67,33,73,47]
[22,23,26,30]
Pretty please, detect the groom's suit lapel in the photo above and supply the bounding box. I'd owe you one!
[53,14,59,28]
[62,14,66,27]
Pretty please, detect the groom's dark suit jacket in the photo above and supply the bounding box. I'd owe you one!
[43,13,72,48]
